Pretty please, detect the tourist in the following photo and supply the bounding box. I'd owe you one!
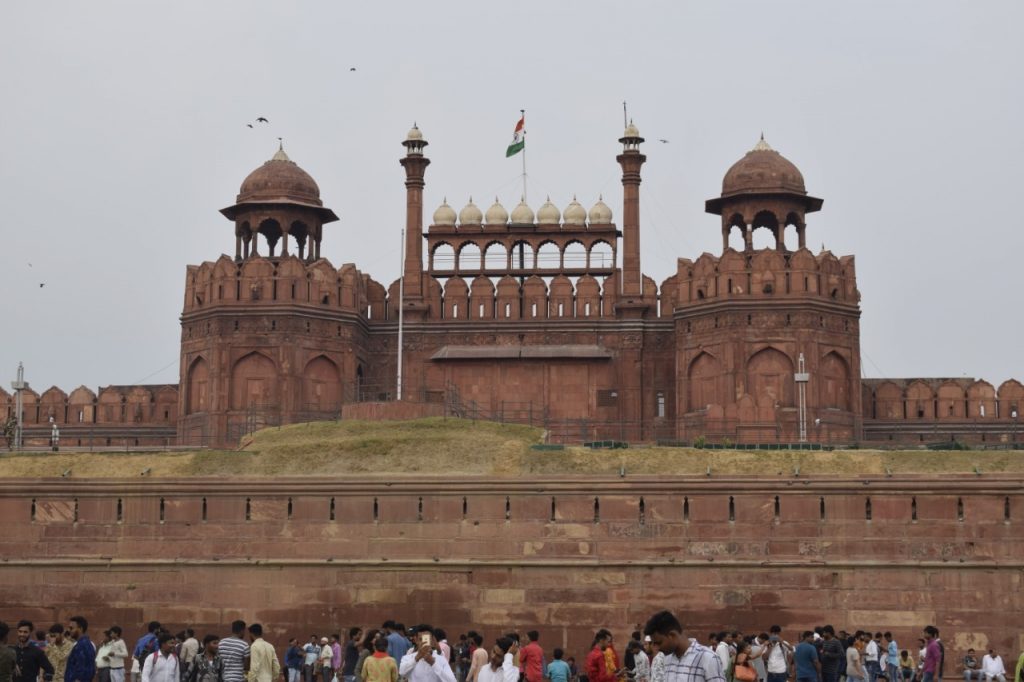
[181,631,200,670]
[631,639,650,682]
[433,630,451,667]
[586,630,616,682]
[47,624,73,682]
[219,621,250,682]
[519,631,543,682]
[763,627,792,682]
[646,637,665,682]
[749,634,768,682]
[355,630,380,682]
[603,634,621,682]
[819,627,843,682]
[453,635,470,682]
[714,633,731,682]
[897,651,913,682]
[793,632,819,682]
[732,641,754,682]
[341,630,362,682]
[0,622,16,682]
[467,633,488,682]
[95,629,116,682]
[246,624,279,682]
[883,634,898,682]
[1014,651,1024,682]
[286,639,305,682]
[304,636,321,682]
[385,623,410,666]
[548,650,571,682]
[643,610,725,682]
[846,638,865,682]
[318,638,333,682]
[361,637,398,682]
[184,635,223,682]
[919,628,940,682]
[64,618,96,682]
[963,649,981,682]
[398,625,455,682]
[133,623,162,671]
[329,635,342,681]
[863,635,880,682]
[141,634,179,682]
[13,620,54,682]
[476,638,518,682]
[980,649,1006,682]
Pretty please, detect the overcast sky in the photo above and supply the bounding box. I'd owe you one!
[1,1,1021,393]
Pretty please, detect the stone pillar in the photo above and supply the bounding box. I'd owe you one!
[281,232,289,256]
[235,233,242,261]
[798,224,806,250]
[722,224,730,252]
[251,231,259,256]
[744,225,753,251]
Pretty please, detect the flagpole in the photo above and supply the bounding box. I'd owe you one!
[520,109,527,203]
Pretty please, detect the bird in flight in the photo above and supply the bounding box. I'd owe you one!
[246,123,253,128]
[349,67,356,71]
[39,283,45,288]
[256,117,269,123]
[659,139,669,143]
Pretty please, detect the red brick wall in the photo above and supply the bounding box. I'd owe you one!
[1,477,1021,665]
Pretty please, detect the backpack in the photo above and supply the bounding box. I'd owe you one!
[136,636,158,671]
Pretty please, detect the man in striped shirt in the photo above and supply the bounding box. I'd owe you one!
[643,612,725,682]
[218,621,250,682]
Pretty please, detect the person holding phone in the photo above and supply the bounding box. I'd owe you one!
[399,626,455,682]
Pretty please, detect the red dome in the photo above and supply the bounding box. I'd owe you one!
[720,138,806,198]
[236,148,323,206]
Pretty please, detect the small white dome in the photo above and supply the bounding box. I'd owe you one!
[588,195,613,224]
[510,197,534,224]
[406,124,423,141]
[563,195,586,225]
[458,197,482,226]
[537,196,560,224]
[432,198,456,226]
[485,197,508,226]
[623,120,641,138]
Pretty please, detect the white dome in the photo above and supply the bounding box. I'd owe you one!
[563,195,586,225]
[623,120,641,138]
[484,197,508,226]
[510,197,534,224]
[458,197,482,226]
[406,124,423,141]
[537,196,560,224]
[432,198,456,226]
[588,195,613,224]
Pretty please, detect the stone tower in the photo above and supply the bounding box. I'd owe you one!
[674,137,862,443]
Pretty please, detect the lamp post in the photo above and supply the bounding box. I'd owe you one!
[1012,409,1019,447]
[795,353,810,442]
[10,362,29,451]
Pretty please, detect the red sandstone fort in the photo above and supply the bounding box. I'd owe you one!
[5,125,1021,448]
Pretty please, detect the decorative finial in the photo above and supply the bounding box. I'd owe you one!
[443,196,447,205]
[573,194,577,201]
[599,193,603,200]
[752,134,773,152]
[271,138,291,161]
[468,195,473,203]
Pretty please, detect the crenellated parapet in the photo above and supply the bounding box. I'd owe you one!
[863,378,1024,421]
[1,384,177,426]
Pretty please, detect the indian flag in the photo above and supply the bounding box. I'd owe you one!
[505,114,525,157]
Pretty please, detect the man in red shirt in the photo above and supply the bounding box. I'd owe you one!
[519,632,544,682]
[586,631,617,682]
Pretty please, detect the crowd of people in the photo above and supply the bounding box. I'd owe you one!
[1,613,1021,682]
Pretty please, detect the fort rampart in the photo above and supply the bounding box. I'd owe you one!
[1,475,1021,661]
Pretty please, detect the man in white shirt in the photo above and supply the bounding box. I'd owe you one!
[714,634,731,681]
[763,627,792,682]
[864,634,880,682]
[643,610,725,682]
[399,626,456,682]
[749,635,767,682]
[105,626,130,682]
[475,637,519,682]
[180,630,200,670]
[980,649,1006,682]
[141,634,179,682]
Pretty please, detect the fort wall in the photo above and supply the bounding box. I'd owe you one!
[1,476,1021,661]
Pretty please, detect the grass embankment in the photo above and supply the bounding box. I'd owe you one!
[0,417,1022,478]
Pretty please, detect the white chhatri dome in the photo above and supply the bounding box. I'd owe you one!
[432,198,456,226]
[406,124,423,141]
[537,196,560,224]
[510,197,534,224]
[459,197,482,226]
[563,195,586,225]
[485,197,508,226]
[623,120,641,138]
[588,195,613,223]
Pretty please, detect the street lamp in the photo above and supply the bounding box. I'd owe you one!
[10,362,29,451]
[1012,409,1019,447]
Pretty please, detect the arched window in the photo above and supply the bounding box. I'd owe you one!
[589,241,614,269]
[537,242,560,269]
[483,242,508,270]
[563,241,587,269]
[457,242,482,271]
[432,243,455,270]
[510,241,535,270]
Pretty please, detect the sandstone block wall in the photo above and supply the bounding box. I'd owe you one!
[1,476,1021,665]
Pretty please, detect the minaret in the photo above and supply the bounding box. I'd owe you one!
[616,120,647,307]
[400,124,430,317]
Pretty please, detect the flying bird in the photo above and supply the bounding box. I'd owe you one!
[39,283,45,288]
[256,117,269,123]
[246,123,253,128]
[659,139,670,143]
[349,67,356,71]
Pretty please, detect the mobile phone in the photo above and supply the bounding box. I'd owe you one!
[421,633,431,647]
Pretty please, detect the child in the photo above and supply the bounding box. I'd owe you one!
[548,650,571,682]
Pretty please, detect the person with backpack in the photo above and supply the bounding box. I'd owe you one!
[133,623,162,673]
[141,633,179,682]
[185,636,224,682]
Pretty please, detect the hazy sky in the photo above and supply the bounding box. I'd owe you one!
[1,1,1021,392]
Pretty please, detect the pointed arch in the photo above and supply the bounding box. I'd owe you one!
[303,355,342,412]
[186,356,210,415]
[820,352,851,410]
[230,351,278,410]
[688,352,723,412]
[747,347,794,407]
